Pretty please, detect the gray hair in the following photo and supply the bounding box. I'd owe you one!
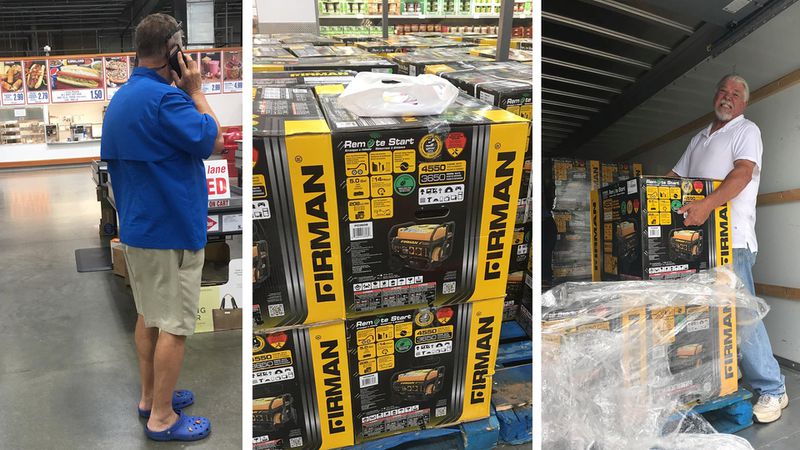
[716,74,750,103]
[135,13,181,59]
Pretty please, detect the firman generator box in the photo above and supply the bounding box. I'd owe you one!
[253,70,358,88]
[253,322,354,449]
[346,298,503,443]
[316,86,528,316]
[252,87,346,329]
[543,300,739,404]
[440,67,532,120]
[254,56,398,74]
[591,176,732,281]
[389,50,490,76]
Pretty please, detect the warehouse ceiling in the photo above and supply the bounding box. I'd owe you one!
[0,0,242,55]
[542,0,799,157]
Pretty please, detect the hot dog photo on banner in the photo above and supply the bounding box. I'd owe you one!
[49,57,105,102]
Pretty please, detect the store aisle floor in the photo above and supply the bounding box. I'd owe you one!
[0,166,242,449]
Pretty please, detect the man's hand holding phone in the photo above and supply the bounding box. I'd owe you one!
[171,51,202,96]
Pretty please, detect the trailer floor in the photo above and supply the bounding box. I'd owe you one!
[0,165,242,449]
[736,367,800,449]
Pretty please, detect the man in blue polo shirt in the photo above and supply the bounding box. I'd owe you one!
[101,13,222,441]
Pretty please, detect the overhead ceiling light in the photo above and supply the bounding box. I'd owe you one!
[723,0,751,14]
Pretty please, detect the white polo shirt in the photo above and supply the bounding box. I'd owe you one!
[672,114,762,251]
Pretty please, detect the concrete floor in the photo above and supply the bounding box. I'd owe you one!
[0,166,242,448]
[736,367,800,449]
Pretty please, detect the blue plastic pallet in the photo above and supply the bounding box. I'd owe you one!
[693,388,753,434]
[492,363,533,445]
[667,388,754,435]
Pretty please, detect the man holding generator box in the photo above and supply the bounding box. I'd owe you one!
[667,74,786,423]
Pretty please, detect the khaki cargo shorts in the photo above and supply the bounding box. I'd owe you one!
[123,244,205,336]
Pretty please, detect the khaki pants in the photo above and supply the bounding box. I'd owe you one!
[123,244,205,336]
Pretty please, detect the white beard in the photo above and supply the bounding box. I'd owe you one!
[715,105,733,121]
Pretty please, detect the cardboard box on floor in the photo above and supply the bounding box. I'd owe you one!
[196,258,243,333]
[252,298,503,447]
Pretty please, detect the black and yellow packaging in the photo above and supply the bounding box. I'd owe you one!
[253,322,354,449]
[253,56,398,74]
[543,300,738,403]
[253,70,358,88]
[592,176,731,281]
[315,86,529,316]
[440,67,532,120]
[252,87,346,328]
[287,45,371,58]
[388,50,490,76]
[346,298,503,443]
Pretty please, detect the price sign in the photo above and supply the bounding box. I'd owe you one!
[221,51,242,93]
[50,57,105,103]
[0,61,26,105]
[23,60,49,104]
[198,51,222,95]
[204,159,230,200]
[104,56,130,101]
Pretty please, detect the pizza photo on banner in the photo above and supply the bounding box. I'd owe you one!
[199,51,222,94]
[0,61,25,105]
[222,51,242,93]
[49,57,104,103]
[104,56,130,100]
[24,60,49,104]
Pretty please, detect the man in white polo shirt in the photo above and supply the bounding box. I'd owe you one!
[668,74,786,423]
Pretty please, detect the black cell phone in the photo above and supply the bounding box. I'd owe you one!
[168,46,183,78]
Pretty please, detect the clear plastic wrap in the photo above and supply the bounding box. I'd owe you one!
[543,267,767,450]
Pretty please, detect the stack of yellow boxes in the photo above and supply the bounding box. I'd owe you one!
[252,81,529,447]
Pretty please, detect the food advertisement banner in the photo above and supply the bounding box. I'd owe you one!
[0,61,25,105]
[222,51,242,93]
[104,56,130,100]
[24,60,49,104]
[198,51,222,95]
[49,58,105,103]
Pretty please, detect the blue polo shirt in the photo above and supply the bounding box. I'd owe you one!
[101,67,217,250]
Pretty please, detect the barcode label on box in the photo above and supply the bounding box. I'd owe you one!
[350,222,373,241]
[268,304,285,317]
[687,318,710,333]
[289,437,303,448]
[648,226,661,238]
[435,407,447,417]
[360,373,378,388]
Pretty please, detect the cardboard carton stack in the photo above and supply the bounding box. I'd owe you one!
[252,82,529,447]
[550,159,642,284]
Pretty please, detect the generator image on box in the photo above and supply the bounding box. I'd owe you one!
[252,87,345,330]
[591,176,731,281]
[252,322,354,450]
[389,222,455,271]
[669,229,704,262]
[253,395,296,434]
[315,85,529,317]
[391,366,446,401]
[346,298,503,443]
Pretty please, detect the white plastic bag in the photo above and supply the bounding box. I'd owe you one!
[337,72,459,117]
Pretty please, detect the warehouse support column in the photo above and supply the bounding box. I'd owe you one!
[382,0,389,39]
[496,0,514,61]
